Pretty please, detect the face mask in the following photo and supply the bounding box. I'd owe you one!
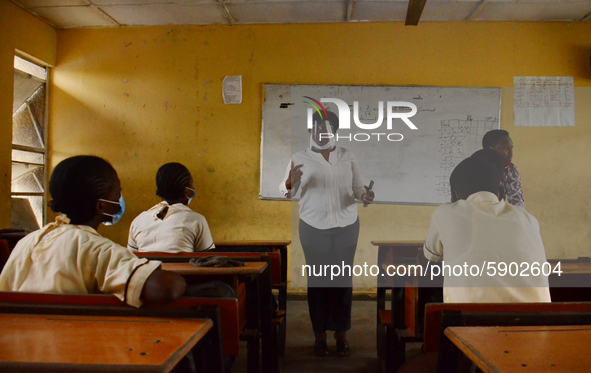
[310,120,336,151]
[186,187,196,205]
[99,193,125,226]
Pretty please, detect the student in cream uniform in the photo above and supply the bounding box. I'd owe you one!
[423,152,550,303]
[0,156,186,307]
[128,162,215,253]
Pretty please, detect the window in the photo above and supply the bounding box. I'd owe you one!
[12,55,47,231]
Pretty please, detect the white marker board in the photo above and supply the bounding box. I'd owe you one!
[260,84,501,205]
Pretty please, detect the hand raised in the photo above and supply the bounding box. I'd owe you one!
[286,162,304,190]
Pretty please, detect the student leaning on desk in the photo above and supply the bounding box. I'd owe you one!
[421,151,550,304]
[0,156,186,307]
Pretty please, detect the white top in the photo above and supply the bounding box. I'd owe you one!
[279,147,366,230]
[128,201,215,253]
[423,191,551,303]
[0,215,161,308]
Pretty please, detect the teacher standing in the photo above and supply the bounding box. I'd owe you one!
[280,111,374,357]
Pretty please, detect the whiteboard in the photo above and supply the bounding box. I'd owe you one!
[260,84,500,205]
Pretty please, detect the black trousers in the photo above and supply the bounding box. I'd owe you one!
[299,218,359,333]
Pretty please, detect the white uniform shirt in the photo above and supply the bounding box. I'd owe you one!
[279,147,366,230]
[0,215,160,308]
[423,191,551,303]
[128,202,215,253]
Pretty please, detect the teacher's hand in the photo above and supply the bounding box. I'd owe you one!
[362,187,375,207]
[286,162,303,190]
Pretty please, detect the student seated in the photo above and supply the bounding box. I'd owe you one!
[128,162,215,253]
[0,156,186,307]
[422,153,550,303]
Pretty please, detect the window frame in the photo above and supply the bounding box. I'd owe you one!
[11,53,49,230]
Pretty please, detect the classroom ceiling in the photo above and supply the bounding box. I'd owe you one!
[9,0,591,29]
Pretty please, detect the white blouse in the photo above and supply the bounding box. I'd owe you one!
[280,147,366,230]
[128,202,215,253]
[0,215,161,308]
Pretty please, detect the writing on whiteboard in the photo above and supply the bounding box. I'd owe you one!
[436,117,498,196]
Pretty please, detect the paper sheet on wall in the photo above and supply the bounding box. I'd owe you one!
[222,76,242,104]
[514,76,574,127]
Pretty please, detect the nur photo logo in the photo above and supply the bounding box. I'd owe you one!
[303,96,419,142]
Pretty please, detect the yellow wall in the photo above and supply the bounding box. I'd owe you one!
[50,22,591,287]
[0,0,56,228]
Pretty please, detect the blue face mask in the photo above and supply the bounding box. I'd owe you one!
[99,194,125,226]
[186,187,196,205]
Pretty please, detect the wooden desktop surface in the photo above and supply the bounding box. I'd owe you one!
[161,261,268,275]
[371,240,424,248]
[445,325,591,373]
[548,261,591,274]
[0,313,212,373]
[214,240,290,246]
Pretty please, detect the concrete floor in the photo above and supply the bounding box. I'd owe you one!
[233,300,384,372]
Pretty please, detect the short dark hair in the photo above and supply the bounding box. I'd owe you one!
[312,110,339,133]
[156,163,192,200]
[482,129,509,149]
[450,156,502,199]
[49,155,117,224]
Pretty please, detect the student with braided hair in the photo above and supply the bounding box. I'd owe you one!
[128,162,215,253]
[0,155,186,307]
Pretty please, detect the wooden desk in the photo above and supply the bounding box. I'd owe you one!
[0,313,212,373]
[161,261,267,276]
[214,240,290,248]
[373,240,427,373]
[213,240,290,314]
[374,249,591,372]
[444,325,591,373]
[547,260,591,274]
[163,260,275,373]
[372,240,426,331]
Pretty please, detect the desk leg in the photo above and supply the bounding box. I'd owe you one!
[436,311,463,373]
[244,274,261,373]
[278,246,288,312]
[389,286,406,372]
[259,266,276,373]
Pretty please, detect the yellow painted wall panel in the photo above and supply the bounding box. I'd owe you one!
[49,22,591,287]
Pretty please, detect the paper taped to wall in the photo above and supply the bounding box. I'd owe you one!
[223,76,242,104]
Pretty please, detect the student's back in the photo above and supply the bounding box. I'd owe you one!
[423,154,550,303]
[128,163,214,253]
[129,202,213,253]
[424,191,550,303]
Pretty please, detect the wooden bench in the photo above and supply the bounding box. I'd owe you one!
[396,302,591,373]
[0,290,251,373]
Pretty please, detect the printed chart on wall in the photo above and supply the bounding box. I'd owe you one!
[260,84,501,205]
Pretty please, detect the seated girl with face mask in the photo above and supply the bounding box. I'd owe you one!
[0,155,187,307]
[127,163,215,253]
